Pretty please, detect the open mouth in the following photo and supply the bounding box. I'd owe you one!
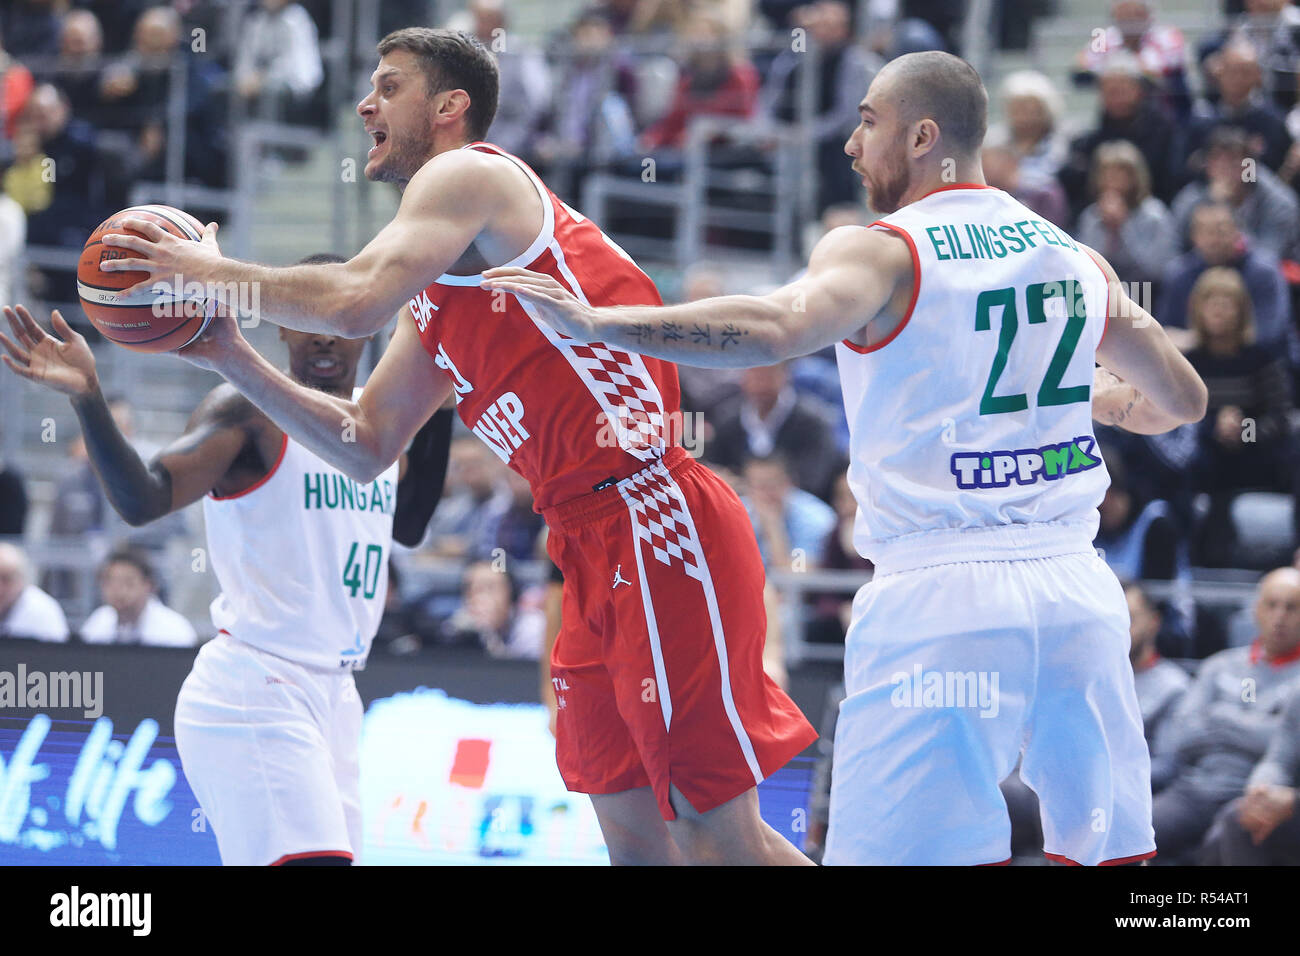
[368,129,388,157]
[310,356,343,375]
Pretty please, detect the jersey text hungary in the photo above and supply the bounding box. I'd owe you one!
[202,392,399,669]
[835,185,1111,570]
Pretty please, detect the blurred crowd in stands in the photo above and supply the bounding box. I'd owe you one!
[5,0,1300,863]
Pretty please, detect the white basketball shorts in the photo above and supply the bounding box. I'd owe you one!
[174,632,363,866]
[823,547,1156,866]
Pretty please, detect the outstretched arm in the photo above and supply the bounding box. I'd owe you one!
[178,303,450,483]
[98,150,506,338]
[481,226,913,367]
[1088,246,1208,432]
[1,305,260,525]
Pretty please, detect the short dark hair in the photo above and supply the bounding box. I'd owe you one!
[881,51,988,156]
[297,253,347,266]
[377,27,499,142]
[1206,124,1251,158]
[102,549,155,584]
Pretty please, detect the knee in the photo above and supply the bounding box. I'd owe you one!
[602,825,682,866]
[668,820,734,866]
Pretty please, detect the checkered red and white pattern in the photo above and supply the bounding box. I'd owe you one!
[564,341,667,460]
[619,463,705,581]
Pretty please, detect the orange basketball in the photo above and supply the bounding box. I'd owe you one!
[77,205,213,353]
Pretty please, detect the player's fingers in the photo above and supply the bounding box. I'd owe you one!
[9,304,47,347]
[0,330,32,365]
[483,281,545,302]
[485,268,566,295]
[118,277,161,298]
[481,266,541,279]
[119,217,168,241]
[0,353,39,381]
[100,234,158,257]
[50,309,81,344]
[2,307,31,350]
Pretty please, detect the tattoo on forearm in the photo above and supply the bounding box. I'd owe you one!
[661,321,684,342]
[628,322,654,344]
[691,324,711,345]
[719,323,748,350]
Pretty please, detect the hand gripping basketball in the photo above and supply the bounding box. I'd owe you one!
[99,217,225,299]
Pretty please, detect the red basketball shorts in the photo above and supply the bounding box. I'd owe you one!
[542,446,818,820]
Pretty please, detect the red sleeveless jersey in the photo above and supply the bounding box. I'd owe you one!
[408,142,682,511]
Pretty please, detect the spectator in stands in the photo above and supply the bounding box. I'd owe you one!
[806,472,872,644]
[41,9,106,118]
[981,143,1069,228]
[1061,51,1184,216]
[1158,200,1294,356]
[13,84,104,248]
[534,9,637,203]
[985,69,1068,183]
[75,0,152,55]
[638,9,759,152]
[0,541,69,641]
[1171,126,1300,262]
[1202,0,1300,113]
[1153,566,1300,862]
[707,361,841,500]
[0,192,23,305]
[429,560,545,659]
[1185,267,1298,562]
[1201,684,1300,863]
[1126,580,1191,791]
[740,453,836,570]
[1190,41,1293,174]
[0,449,27,536]
[0,23,34,152]
[233,0,325,123]
[2,121,50,217]
[1075,140,1177,286]
[463,0,550,162]
[0,0,60,59]
[80,549,196,647]
[492,468,545,562]
[1095,445,1186,582]
[422,436,512,561]
[1073,2,1190,117]
[756,0,879,212]
[97,5,227,191]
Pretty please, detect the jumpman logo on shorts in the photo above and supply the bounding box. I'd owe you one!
[611,564,632,589]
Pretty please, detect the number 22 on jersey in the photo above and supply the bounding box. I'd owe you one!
[975,278,1091,416]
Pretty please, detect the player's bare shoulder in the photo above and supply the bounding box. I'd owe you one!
[403,146,533,216]
[811,224,913,283]
[809,224,915,347]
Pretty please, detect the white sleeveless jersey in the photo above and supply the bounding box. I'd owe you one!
[202,390,399,670]
[835,185,1112,570]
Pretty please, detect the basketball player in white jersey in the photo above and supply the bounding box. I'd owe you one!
[0,265,452,865]
[481,51,1209,865]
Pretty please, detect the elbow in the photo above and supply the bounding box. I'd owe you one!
[336,282,391,338]
[1176,379,1209,425]
[347,459,385,485]
[119,502,163,528]
[348,447,399,485]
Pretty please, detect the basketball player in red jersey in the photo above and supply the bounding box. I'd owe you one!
[100,27,818,865]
